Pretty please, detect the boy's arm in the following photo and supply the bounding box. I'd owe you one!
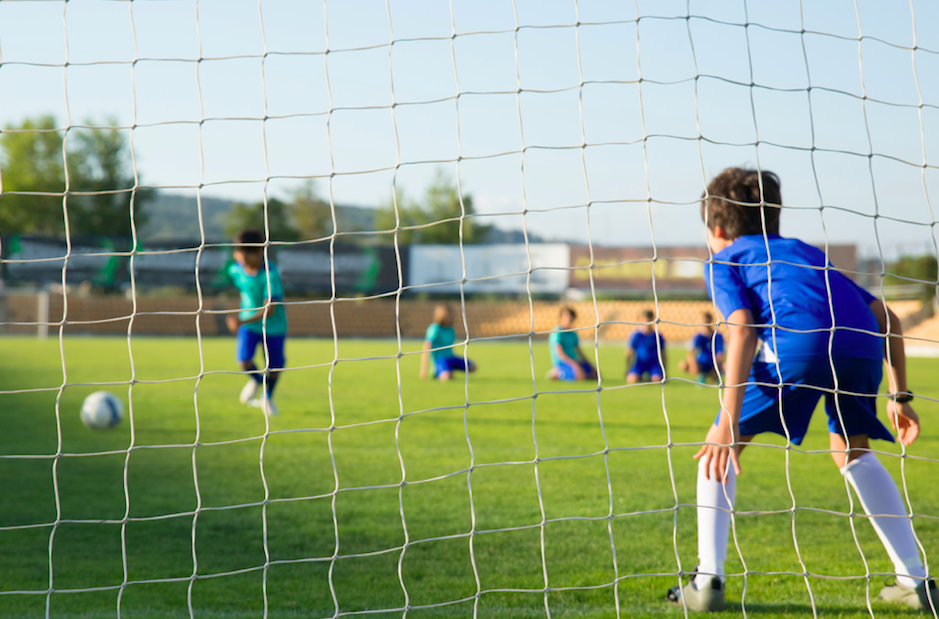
[869,299,920,445]
[559,344,586,378]
[420,340,432,379]
[695,308,758,481]
[227,304,273,331]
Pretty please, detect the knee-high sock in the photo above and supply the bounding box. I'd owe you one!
[842,452,925,588]
[695,457,736,588]
[245,362,263,384]
[265,372,279,397]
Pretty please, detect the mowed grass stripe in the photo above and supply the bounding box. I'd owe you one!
[0,335,937,618]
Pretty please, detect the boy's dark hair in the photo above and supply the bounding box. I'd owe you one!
[234,229,265,252]
[643,310,655,321]
[560,306,576,320]
[701,168,782,238]
[702,311,714,323]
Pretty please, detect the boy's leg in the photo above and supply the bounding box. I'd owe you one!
[835,433,926,589]
[263,335,286,397]
[694,426,752,589]
[237,328,264,383]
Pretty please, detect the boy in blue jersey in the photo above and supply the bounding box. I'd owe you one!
[669,168,932,612]
[626,310,666,383]
[547,306,596,381]
[419,304,476,381]
[225,229,287,417]
[678,311,725,384]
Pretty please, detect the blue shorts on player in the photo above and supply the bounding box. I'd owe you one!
[629,359,664,379]
[236,327,286,370]
[553,359,595,381]
[434,356,468,377]
[714,356,893,445]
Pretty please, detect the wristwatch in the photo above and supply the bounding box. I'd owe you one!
[892,391,914,404]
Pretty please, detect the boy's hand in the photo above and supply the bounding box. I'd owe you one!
[573,364,586,380]
[887,400,920,446]
[694,415,742,482]
[419,369,427,380]
[226,315,240,333]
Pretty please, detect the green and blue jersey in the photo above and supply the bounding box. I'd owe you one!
[228,261,288,336]
[425,323,456,363]
[549,327,580,365]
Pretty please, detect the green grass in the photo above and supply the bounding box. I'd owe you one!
[1,335,938,618]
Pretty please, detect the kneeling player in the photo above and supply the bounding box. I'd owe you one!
[547,306,596,381]
[678,311,724,384]
[226,229,287,417]
[420,304,477,381]
[626,310,666,383]
[669,167,934,613]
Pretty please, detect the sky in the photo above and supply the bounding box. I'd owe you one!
[1,0,938,260]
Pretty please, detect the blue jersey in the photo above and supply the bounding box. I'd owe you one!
[629,329,664,364]
[549,327,580,365]
[425,323,456,363]
[705,235,880,362]
[692,331,724,366]
[228,261,287,336]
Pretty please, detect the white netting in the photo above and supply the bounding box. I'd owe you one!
[0,1,937,618]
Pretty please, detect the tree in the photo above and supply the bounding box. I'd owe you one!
[375,170,490,245]
[223,197,299,241]
[0,115,153,237]
[886,254,938,298]
[67,121,154,236]
[0,115,67,235]
[290,180,333,240]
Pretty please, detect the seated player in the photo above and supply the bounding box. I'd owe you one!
[419,304,477,381]
[626,310,666,383]
[546,306,596,381]
[225,229,287,417]
[678,311,725,384]
[669,167,934,613]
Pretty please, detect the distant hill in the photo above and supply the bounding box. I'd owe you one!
[139,191,549,245]
[139,192,377,243]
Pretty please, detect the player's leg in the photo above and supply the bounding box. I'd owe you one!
[435,357,452,381]
[580,360,596,379]
[649,362,664,383]
[626,359,645,383]
[675,361,820,611]
[237,327,263,404]
[826,358,930,605]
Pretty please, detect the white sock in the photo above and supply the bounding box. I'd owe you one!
[842,452,926,588]
[695,457,736,589]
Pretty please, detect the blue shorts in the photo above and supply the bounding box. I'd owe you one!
[629,359,664,378]
[715,357,893,445]
[236,327,286,369]
[695,353,717,372]
[554,360,595,381]
[434,356,468,377]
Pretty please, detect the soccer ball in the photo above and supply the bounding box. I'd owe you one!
[80,391,125,430]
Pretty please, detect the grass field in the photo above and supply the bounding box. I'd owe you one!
[1,334,937,619]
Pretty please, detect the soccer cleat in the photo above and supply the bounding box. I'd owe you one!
[249,397,279,417]
[879,578,939,612]
[667,574,725,613]
[239,379,259,405]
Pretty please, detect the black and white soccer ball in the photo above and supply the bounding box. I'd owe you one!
[80,391,125,430]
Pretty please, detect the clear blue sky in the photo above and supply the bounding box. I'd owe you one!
[1,0,938,259]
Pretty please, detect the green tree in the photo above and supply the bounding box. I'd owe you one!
[0,115,153,237]
[67,121,154,236]
[290,180,333,240]
[0,115,67,235]
[224,197,299,241]
[886,254,938,298]
[375,170,490,245]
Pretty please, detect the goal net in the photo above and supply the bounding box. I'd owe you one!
[0,1,937,618]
